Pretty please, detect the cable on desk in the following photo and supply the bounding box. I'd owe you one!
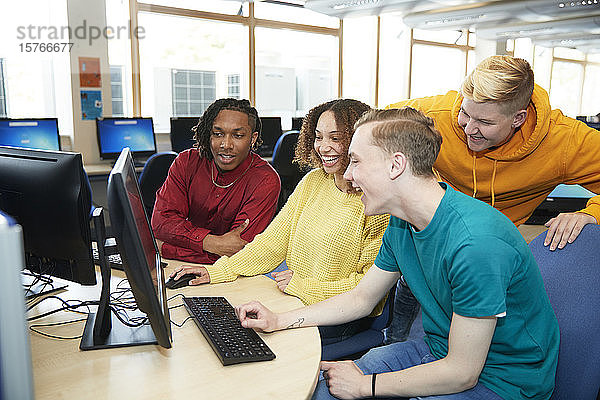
[27,296,97,321]
[167,293,186,310]
[105,279,149,327]
[166,293,193,327]
[171,316,193,328]
[110,306,148,327]
[29,318,88,340]
[110,279,139,310]
[23,263,57,298]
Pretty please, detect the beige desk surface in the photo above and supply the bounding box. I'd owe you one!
[29,262,321,400]
[84,163,115,176]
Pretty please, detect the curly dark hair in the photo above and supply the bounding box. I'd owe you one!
[294,99,371,171]
[192,98,262,160]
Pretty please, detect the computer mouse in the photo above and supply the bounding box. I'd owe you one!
[165,273,197,290]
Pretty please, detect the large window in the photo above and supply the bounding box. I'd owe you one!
[138,12,248,132]
[110,66,125,117]
[106,0,133,117]
[172,69,216,116]
[255,27,338,126]
[1,0,73,135]
[550,60,584,117]
[581,62,600,116]
[409,29,473,98]
[342,16,378,106]
[378,15,411,107]
[228,74,240,99]
[254,1,338,28]
[141,0,249,15]
[540,47,600,117]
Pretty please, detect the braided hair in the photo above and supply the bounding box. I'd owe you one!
[192,98,262,160]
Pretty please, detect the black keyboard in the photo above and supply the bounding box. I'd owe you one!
[182,296,276,366]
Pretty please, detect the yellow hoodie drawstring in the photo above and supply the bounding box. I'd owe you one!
[471,154,498,207]
[472,154,477,198]
[490,160,498,208]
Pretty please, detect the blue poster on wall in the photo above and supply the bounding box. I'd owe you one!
[80,90,102,120]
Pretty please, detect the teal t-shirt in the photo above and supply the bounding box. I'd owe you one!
[375,184,559,400]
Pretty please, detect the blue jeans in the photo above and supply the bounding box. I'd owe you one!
[384,278,421,344]
[312,339,503,400]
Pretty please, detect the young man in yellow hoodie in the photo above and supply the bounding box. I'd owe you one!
[385,55,600,343]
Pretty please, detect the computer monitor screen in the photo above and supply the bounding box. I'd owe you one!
[107,147,171,348]
[258,117,283,157]
[0,212,34,400]
[169,117,198,153]
[0,118,60,151]
[0,146,96,285]
[291,117,303,131]
[526,184,596,225]
[96,117,156,161]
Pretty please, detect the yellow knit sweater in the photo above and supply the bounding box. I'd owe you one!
[205,169,390,310]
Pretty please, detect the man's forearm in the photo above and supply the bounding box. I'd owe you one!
[274,289,376,331]
[370,358,479,398]
[371,314,495,397]
[202,234,219,255]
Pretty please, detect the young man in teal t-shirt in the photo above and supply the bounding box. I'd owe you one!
[234,107,559,399]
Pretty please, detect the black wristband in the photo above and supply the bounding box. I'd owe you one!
[372,373,377,398]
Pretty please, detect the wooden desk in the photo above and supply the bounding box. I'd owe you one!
[29,264,321,400]
[84,163,115,176]
[85,163,144,176]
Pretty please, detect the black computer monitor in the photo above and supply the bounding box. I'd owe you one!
[96,117,157,163]
[0,118,61,151]
[0,146,96,286]
[291,116,304,131]
[83,147,171,350]
[170,117,198,153]
[258,117,283,157]
[576,115,600,131]
[0,212,35,400]
[526,184,596,224]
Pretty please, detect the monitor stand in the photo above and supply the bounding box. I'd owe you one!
[80,207,158,351]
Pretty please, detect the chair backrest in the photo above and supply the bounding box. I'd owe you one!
[271,130,309,211]
[272,130,300,177]
[528,225,600,400]
[321,286,396,361]
[138,151,177,218]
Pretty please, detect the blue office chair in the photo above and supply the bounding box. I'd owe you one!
[321,286,396,361]
[271,130,309,211]
[529,225,600,400]
[138,151,177,218]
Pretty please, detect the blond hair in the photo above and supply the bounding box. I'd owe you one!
[355,108,442,177]
[461,55,534,115]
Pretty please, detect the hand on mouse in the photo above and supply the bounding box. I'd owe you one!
[170,266,210,285]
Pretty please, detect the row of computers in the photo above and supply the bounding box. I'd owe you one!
[0,145,172,355]
[0,115,304,164]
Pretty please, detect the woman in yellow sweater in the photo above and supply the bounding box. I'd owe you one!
[170,99,390,343]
